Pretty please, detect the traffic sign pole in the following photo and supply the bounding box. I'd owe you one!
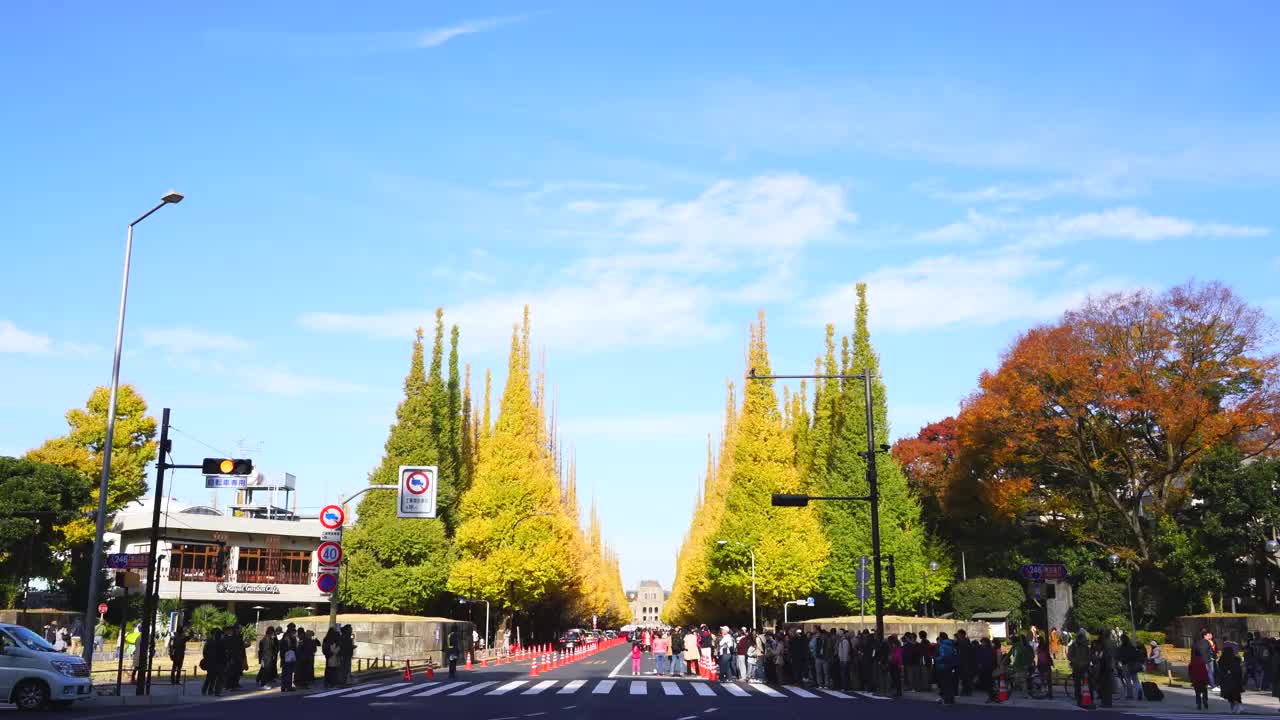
[325,486,396,630]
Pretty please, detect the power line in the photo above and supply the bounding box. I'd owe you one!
[167,425,233,459]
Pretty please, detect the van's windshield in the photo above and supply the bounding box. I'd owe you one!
[3,626,58,652]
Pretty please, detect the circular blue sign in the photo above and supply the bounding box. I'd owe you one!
[317,573,338,593]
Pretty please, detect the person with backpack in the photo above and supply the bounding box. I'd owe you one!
[937,632,958,704]
[201,628,226,697]
[169,625,188,685]
[322,627,341,687]
[1118,633,1145,700]
[1190,652,1212,710]
[669,627,684,677]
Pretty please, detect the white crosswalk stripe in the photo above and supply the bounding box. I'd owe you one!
[558,680,586,694]
[339,683,396,698]
[1126,715,1255,720]
[308,678,884,702]
[522,680,557,695]
[414,681,467,696]
[449,681,497,696]
[818,689,854,699]
[305,682,390,698]
[783,685,819,698]
[377,683,436,697]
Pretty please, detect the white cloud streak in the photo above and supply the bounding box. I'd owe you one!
[916,168,1145,204]
[142,328,251,354]
[810,252,1131,333]
[416,15,530,48]
[916,206,1268,246]
[0,321,51,354]
[239,367,372,397]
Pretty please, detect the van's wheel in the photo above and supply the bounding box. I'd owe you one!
[12,680,50,711]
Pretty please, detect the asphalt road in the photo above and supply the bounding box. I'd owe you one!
[24,643,1224,720]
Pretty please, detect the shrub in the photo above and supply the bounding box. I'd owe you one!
[1135,630,1167,646]
[951,577,1026,627]
[1069,581,1128,633]
[189,604,236,639]
[285,606,313,619]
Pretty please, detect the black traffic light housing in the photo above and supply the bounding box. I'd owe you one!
[771,494,810,507]
[886,554,896,589]
[201,458,254,475]
[115,571,126,587]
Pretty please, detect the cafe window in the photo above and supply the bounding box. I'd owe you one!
[169,543,223,580]
[238,546,311,584]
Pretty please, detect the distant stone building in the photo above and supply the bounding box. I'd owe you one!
[627,580,670,626]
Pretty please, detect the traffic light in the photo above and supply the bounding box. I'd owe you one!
[201,458,254,475]
[886,554,896,589]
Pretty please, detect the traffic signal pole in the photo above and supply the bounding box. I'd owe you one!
[757,368,889,640]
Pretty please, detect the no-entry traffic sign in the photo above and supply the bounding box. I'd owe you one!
[317,573,338,594]
[320,504,346,530]
[317,541,343,566]
[98,603,108,615]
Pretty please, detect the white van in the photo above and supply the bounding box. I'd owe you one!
[0,623,92,710]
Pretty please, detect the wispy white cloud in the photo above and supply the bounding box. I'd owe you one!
[142,327,251,354]
[915,167,1144,204]
[916,206,1268,246]
[0,321,51,354]
[206,14,531,57]
[565,174,853,273]
[302,274,722,354]
[416,15,531,48]
[810,252,1131,333]
[239,367,372,397]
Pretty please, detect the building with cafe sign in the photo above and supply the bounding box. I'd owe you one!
[107,488,333,613]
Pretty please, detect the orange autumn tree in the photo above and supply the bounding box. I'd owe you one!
[954,282,1280,569]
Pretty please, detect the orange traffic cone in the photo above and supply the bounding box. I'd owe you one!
[481,651,488,668]
[530,656,540,677]
[403,659,412,681]
[426,664,435,679]
[1080,677,1094,709]
[997,675,1010,703]
[465,651,473,671]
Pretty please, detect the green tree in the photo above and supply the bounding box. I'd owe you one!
[190,604,236,639]
[1071,580,1129,633]
[816,284,946,613]
[950,577,1026,627]
[707,312,828,619]
[26,385,157,547]
[450,308,583,621]
[0,458,94,607]
[342,327,454,614]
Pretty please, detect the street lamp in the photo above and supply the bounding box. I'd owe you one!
[924,561,939,617]
[717,539,757,630]
[1108,553,1137,631]
[81,191,184,670]
[756,367,890,640]
[252,606,266,625]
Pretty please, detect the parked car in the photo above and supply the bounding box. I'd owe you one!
[0,623,92,710]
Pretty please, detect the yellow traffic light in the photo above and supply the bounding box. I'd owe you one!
[219,459,234,473]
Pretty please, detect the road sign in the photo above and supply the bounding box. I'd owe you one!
[107,553,150,570]
[98,603,108,615]
[317,541,343,566]
[1020,563,1068,581]
[320,504,346,530]
[397,465,438,519]
[320,529,342,543]
[806,596,815,607]
[316,573,338,594]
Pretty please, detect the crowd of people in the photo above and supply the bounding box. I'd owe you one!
[191,623,354,696]
[627,624,1280,712]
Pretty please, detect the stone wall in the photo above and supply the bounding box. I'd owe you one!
[257,614,474,664]
[1167,614,1280,648]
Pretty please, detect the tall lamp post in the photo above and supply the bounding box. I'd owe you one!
[1108,553,1137,631]
[81,191,184,670]
[758,367,890,639]
[716,539,756,630]
[924,561,939,617]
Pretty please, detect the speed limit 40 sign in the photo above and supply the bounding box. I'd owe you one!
[317,541,343,566]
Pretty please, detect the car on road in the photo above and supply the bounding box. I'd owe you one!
[559,629,584,649]
[0,623,92,710]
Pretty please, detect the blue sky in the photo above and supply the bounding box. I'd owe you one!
[3,1,1278,591]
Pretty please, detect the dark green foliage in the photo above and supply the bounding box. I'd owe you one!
[951,577,1026,627]
[0,456,94,604]
[1070,580,1129,633]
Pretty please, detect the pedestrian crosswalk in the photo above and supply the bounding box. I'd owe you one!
[305,679,884,702]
